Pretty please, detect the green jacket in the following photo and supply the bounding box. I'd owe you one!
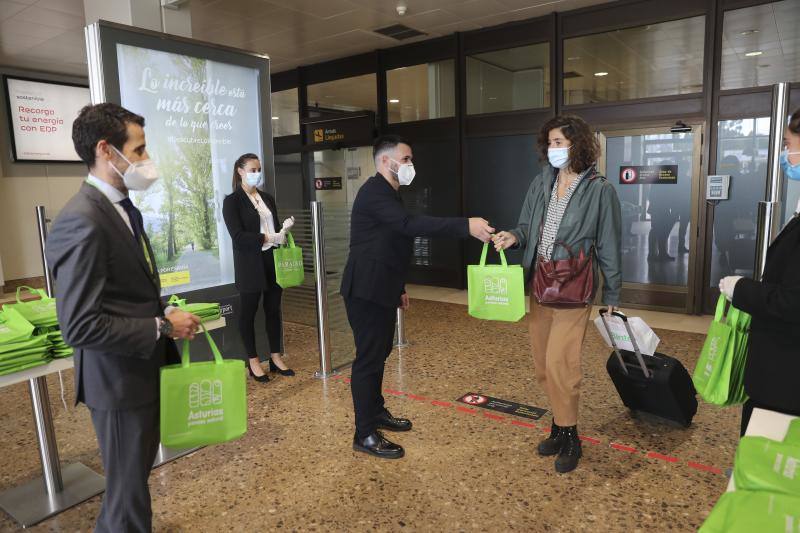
[508,165,623,306]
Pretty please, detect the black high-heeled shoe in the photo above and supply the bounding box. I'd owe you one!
[269,359,295,377]
[248,364,270,382]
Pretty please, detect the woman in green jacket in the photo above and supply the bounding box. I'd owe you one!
[493,115,622,474]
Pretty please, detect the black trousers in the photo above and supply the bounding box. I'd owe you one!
[90,403,160,533]
[741,398,800,436]
[345,297,397,438]
[239,248,283,356]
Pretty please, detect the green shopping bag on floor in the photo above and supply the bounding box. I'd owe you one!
[699,490,800,532]
[733,436,800,495]
[160,326,247,448]
[692,296,750,405]
[0,307,35,344]
[273,232,304,289]
[468,243,525,322]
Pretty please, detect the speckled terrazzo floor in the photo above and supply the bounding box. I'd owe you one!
[0,299,738,532]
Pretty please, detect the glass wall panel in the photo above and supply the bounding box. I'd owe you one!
[720,0,800,90]
[387,60,456,123]
[306,74,377,114]
[271,88,299,137]
[710,118,770,285]
[563,16,705,105]
[466,43,550,114]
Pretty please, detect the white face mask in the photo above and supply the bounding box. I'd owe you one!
[109,145,159,191]
[390,158,416,186]
[245,171,262,187]
[547,147,570,169]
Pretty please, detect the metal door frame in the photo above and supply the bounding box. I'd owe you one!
[597,124,705,313]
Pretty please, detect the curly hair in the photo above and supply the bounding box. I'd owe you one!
[537,115,600,173]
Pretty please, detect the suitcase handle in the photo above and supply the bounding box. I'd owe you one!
[599,309,652,379]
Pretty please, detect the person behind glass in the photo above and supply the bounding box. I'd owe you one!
[222,153,295,382]
[719,108,800,436]
[493,115,622,474]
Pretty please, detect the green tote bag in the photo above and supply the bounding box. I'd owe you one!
[733,436,800,496]
[468,243,525,322]
[160,326,247,448]
[0,307,35,345]
[273,232,305,289]
[700,490,800,533]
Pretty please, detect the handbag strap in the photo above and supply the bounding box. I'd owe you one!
[479,242,508,267]
[181,323,224,368]
[16,286,45,303]
[285,232,295,249]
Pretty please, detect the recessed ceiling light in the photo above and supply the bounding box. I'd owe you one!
[567,56,581,61]
[594,72,608,77]
[745,50,763,57]
[271,116,279,120]
[740,29,760,36]
[324,95,335,98]
[389,99,400,103]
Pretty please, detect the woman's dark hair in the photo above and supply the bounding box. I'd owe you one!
[72,103,144,169]
[232,153,259,189]
[537,115,601,173]
[789,108,800,135]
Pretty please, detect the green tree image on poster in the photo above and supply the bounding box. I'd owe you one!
[116,43,263,293]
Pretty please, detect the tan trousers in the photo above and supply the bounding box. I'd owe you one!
[529,297,592,427]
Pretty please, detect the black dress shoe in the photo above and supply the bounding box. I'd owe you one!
[248,365,270,383]
[375,410,412,432]
[555,426,582,473]
[269,359,295,376]
[537,421,565,456]
[353,431,404,459]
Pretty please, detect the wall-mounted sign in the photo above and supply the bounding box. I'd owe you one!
[315,177,342,190]
[619,165,678,185]
[303,113,374,148]
[3,76,89,162]
[347,166,361,180]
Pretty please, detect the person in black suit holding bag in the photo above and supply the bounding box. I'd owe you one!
[343,135,495,459]
[222,153,295,382]
[47,103,201,533]
[719,108,800,435]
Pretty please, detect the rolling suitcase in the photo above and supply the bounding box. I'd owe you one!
[599,309,698,427]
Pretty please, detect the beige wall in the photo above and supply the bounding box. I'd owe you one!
[0,67,87,285]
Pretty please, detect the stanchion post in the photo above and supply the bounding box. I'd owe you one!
[311,202,334,378]
[394,308,409,348]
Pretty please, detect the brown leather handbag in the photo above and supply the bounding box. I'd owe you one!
[533,241,595,307]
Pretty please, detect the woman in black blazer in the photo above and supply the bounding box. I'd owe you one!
[222,153,295,382]
[720,109,800,434]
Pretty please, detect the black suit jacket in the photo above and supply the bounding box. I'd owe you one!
[733,215,800,413]
[222,186,280,292]
[46,183,179,410]
[341,173,469,308]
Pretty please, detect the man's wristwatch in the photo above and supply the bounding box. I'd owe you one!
[158,317,173,338]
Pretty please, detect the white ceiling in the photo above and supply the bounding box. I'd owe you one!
[0,0,614,77]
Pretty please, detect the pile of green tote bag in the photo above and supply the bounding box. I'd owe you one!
[0,306,52,375]
[160,324,246,448]
[700,419,800,532]
[692,295,751,406]
[3,286,71,360]
[167,295,221,323]
[467,243,525,322]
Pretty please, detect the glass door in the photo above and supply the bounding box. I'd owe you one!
[598,126,703,312]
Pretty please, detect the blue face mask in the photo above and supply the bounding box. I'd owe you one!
[548,147,570,169]
[245,171,262,187]
[781,150,800,181]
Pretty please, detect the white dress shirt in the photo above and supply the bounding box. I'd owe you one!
[86,175,168,339]
[245,189,277,250]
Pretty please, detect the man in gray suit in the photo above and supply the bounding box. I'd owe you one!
[46,103,200,532]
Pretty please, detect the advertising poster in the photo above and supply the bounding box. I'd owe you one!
[116,44,263,294]
[4,77,89,162]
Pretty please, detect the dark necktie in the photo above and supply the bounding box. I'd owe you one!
[118,197,144,244]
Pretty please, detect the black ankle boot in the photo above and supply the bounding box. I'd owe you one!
[537,421,565,456]
[555,425,582,473]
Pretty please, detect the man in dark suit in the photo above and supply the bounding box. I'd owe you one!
[46,103,200,532]
[342,135,494,459]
